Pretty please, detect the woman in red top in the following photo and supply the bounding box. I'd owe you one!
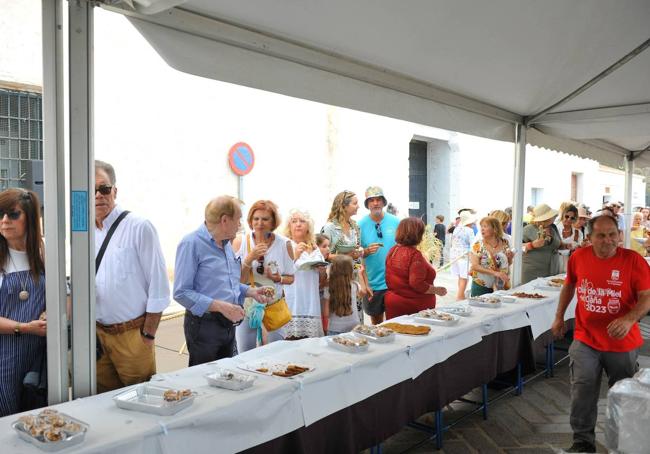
[384,217,448,319]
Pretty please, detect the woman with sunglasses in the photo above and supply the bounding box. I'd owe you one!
[521,204,562,284]
[234,200,295,352]
[0,189,47,416]
[556,204,581,273]
[321,191,370,324]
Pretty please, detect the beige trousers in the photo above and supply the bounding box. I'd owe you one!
[96,327,155,393]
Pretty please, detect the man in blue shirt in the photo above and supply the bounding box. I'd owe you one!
[174,196,269,366]
[359,186,400,324]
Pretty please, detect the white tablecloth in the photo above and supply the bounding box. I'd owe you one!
[0,277,577,453]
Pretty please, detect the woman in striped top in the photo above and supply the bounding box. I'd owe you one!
[0,189,47,416]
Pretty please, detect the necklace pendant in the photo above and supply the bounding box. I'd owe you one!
[19,290,29,301]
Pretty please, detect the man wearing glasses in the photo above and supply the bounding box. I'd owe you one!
[93,160,170,392]
[358,186,400,324]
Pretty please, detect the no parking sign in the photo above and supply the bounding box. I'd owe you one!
[228,142,255,176]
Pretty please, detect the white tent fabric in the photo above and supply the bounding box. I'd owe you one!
[102,0,650,168]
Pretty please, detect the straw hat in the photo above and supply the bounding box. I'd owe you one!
[577,207,591,219]
[459,210,477,226]
[532,204,558,222]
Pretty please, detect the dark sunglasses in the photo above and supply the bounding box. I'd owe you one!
[564,214,576,221]
[0,210,22,220]
[375,222,383,239]
[95,184,113,195]
[256,256,265,275]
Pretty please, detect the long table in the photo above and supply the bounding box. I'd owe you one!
[0,276,576,454]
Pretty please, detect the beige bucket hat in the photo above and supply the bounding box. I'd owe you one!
[532,204,558,222]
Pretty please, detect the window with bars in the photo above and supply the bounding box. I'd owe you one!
[0,89,43,191]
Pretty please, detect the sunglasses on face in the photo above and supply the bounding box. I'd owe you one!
[564,215,576,221]
[0,210,22,221]
[375,223,383,239]
[95,184,113,195]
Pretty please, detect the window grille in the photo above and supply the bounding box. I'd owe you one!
[0,89,43,190]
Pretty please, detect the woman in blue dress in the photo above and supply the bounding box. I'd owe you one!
[0,189,46,416]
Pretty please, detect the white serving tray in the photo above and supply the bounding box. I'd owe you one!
[327,334,370,353]
[205,368,256,391]
[113,384,196,416]
[13,413,89,452]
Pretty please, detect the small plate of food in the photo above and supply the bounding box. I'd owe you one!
[468,295,503,308]
[326,333,370,353]
[113,384,195,416]
[238,361,314,378]
[352,324,395,343]
[412,309,460,326]
[436,305,473,317]
[205,368,256,391]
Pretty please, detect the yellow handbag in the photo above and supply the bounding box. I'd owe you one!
[246,234,292,331]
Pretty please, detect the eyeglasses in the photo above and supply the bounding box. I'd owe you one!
[256,256,265,275]
[95,184,113,195]
[375,223,383,239]
[0,210,22,220]
[564,215,576,221]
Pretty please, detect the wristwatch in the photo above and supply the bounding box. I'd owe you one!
[140,328,155,340]
[14,323,21,336]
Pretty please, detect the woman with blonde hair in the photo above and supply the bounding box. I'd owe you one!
[469,217,511,296]
[282,209,325,339]
[321,191,370,323]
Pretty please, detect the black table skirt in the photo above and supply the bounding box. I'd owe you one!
[242,327,536,454]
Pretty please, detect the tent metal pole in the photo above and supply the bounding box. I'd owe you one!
[69,0,96,398]
[42,0,69,405]
[527,37,650,125]
[511,124,526,286]
[623,154,634,249]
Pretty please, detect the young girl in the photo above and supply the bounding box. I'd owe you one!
[316,234,331,333]
[324,255,360,335]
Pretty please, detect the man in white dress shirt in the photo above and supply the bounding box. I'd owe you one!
[94,160,170,392]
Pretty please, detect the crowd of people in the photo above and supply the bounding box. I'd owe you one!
[1,159,649,454]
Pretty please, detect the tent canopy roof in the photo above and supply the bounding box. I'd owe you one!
[104,0,650,167]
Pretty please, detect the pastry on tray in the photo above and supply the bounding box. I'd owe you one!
[380,322,430,335]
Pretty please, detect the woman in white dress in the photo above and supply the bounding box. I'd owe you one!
[449,211,476,300]
[234,200,295,352]
[557,204,581,273]
[282,209,325,339]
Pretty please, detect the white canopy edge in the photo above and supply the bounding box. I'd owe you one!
[103,4,645,169]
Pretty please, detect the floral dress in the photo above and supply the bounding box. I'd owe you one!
[469,239,510,291]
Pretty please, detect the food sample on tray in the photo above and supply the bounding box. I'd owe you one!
[162,389,193,402]
[547,278,565,287]
[14,409,88,446]
[380,322,430,335]
[511,292,546,299]
[353,324,394,337]
[272,364,310,377]
[416,309,455,321]
[332,335,368,347]
[470,295,502,304]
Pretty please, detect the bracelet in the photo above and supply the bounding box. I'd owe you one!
[140,328,155,340]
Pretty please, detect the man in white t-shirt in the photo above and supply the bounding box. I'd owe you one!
[94,160,170,392]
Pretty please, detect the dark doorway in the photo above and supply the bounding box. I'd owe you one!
[409,140,427,223]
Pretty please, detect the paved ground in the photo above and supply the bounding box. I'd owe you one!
[153,269,649,453]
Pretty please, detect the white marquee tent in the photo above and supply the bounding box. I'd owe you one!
[41,0,650,402]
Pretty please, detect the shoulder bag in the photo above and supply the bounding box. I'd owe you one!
[245,235,291,331]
